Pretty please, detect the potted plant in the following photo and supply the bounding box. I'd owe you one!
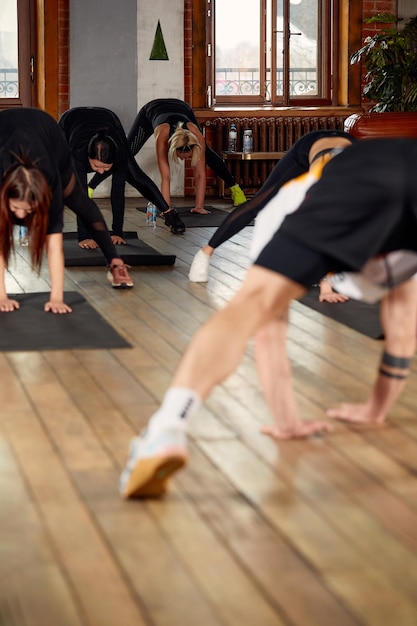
[350,12,417,112]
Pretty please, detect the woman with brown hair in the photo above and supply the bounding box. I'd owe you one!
[0,107,133,314]
[59,106,173,246]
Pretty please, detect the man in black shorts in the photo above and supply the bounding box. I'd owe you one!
[119,138,417,499]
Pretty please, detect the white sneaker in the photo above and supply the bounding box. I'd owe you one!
[119,424,188,498]
[188,249,210,282]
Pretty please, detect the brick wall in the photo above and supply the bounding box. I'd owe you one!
[361,0,397,111]
[57,0,69,116]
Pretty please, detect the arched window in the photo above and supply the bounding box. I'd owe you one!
[205,0,343,107]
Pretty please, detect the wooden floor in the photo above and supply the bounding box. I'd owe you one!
[1,197,417,626]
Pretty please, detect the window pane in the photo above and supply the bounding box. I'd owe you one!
[289,0,318,96]
[215,0,261,98]
[0,0,18,98]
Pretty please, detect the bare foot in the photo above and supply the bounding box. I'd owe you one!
[326,403,385,426]
[190,207,211,215]
[261,420,333,441]
[111,235,127,245]
[79,239,99,249]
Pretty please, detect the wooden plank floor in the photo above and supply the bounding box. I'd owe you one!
[1,197,417,626]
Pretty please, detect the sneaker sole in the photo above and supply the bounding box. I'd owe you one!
[111,283,134,289]
[122,449,187,498]
[106,272,134,289]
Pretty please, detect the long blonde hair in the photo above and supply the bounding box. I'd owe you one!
[168,122,202,167]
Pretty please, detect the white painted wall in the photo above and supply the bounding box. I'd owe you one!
[398,0,416,21]
[69,0,185,198]
[134,0,185,197]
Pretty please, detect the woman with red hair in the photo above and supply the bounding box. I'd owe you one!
[0,107,133,314]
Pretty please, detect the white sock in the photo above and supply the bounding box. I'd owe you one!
[147,387,201,434]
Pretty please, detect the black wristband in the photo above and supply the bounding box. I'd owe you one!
[379,367,408,380]
[381,351,412,369]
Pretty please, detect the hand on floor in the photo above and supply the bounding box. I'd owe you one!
[319,291,349,303]
[79,239,99,249]
[111,235,127,245]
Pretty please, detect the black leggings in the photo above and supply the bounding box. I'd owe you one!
[64,182,119,264]
[127,108,236,190]
[125,154,170,212]
[207,130,355,250]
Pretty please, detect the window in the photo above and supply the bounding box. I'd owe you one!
[209,0,335,106]
[0,0,34,108]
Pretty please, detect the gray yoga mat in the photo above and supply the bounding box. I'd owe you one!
[0,292,132,351]
[63,231,176,267]
[299,287,383,339]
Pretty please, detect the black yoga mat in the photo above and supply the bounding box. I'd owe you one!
[136,206,235,228]
[63,231,176,267]
[0,292,132,351]
[299,287,384,340]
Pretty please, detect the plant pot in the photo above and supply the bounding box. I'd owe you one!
[344,112,417,140]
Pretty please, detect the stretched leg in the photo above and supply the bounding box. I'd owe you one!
[205,145,236,188]
[327,278,417,424]
[255,311,332,439]
[120,267,306,497]
[126,154,170,213]
[189,145,312,282]
[204,144,246,206]
[126,110,183,226]
[172,268,305,395]
[189,131,354,282]
[127,108,154,156]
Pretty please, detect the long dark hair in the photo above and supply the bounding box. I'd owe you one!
[0,154,51,270]
[87,132,118,163]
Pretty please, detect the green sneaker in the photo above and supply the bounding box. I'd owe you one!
[230,184,247,206]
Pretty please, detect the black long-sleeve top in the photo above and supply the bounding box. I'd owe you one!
[59,107,129,236]
[0,107,118,262]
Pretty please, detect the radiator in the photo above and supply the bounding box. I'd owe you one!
[202,115,348,192]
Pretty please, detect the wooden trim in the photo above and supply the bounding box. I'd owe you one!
[35,0,68,118]
[191,0,207,108]
[36,0,59,117]
[222,151,286,161]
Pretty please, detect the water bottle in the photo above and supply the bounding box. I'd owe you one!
[146,202,157,228]
[228,123,237,152]
[19,225,29,246]
[242,129,253,153]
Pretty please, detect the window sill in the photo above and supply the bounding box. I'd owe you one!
[195,105,363,118]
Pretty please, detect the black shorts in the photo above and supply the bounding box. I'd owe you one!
[253,139,417,286]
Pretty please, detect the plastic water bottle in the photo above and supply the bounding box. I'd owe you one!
[19,225,29,246]
[242,129,253,153]
[228,123,237,152]
[146,202,157,228]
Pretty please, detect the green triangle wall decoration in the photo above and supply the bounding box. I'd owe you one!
[149,20,169,60]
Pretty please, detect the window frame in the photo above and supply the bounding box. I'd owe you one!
[192,0,362,110]
[211,0,335,107]
[0,0,35,110]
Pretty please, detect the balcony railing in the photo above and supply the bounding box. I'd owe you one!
[215,67,317,99]
[0,68,18,98]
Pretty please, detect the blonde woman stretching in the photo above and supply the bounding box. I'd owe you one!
[126,99,246,222]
